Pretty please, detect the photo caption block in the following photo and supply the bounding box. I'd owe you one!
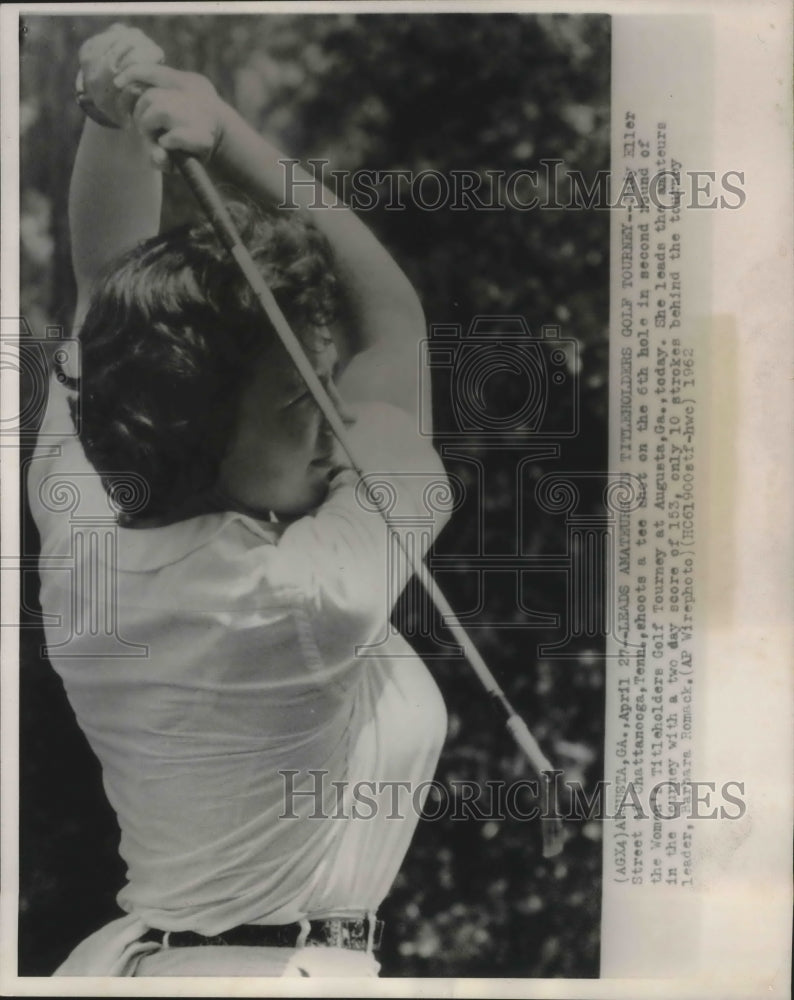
[602,14,713,976]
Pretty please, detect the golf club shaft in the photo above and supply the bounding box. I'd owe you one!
[174,152,563,854]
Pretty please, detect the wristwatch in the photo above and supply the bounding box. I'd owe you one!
[74,69,120,129]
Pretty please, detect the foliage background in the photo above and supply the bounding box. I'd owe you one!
[18,11,610,978]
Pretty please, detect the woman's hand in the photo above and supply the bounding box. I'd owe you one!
[79,25,225,170]
[78,23,164,128]
[113,63,228,170]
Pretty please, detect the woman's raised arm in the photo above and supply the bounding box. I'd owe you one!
[113,59,430,423]
[69,26,165,324]
[211,106,429,422]
[69,123,162,319]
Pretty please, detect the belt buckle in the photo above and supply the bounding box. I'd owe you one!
[305,915,383,953]
[318,917,345,949]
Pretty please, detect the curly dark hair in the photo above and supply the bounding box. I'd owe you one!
[65,199,339,522]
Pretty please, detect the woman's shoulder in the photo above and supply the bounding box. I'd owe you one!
[112,509,281,574]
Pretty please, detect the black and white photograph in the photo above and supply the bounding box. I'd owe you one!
[1,1,791,995]
[15,7,610,980]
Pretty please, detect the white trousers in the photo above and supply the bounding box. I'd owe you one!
[53,914,381,977]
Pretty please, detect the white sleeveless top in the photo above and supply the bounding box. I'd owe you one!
[29,378,449,935]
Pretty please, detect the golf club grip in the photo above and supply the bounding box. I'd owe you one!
[172,152,240,253]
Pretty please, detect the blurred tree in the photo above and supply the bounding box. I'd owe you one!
[19,12,610,977]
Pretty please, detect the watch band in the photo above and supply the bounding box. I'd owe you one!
[74,69,121,129]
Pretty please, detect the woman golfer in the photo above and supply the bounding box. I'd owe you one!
[30,24,450,977]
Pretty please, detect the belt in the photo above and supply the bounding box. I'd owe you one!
[140,916,384,953]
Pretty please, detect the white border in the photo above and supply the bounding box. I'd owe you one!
[2,1,792,997]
